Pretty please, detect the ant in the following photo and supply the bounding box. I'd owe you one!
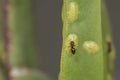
[70,41,76,54]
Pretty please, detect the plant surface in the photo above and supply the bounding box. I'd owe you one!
[59,0,115,80]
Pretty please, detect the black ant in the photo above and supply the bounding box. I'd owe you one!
[70,41,76,54]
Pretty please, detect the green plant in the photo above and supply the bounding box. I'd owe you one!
[59,0,115,80]
[0,0,115,80]
[1,0,51,80]
[101,0,115,79]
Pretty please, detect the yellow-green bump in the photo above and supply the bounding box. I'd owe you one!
[83,41,99,54]
[65,34,78,53]
[67,2,79,22]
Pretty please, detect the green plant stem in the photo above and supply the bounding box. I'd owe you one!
[9,0,38,68]
[8,0,51,80]
[59,0,107,80]
[101,0,116,79]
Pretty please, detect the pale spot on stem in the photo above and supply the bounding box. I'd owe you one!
[83,41,99,54]
[67,2,80,22]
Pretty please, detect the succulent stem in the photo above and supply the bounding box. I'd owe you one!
[9,0,38,68]
[59,0,109,80]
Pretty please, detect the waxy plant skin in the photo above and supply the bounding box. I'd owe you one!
[59,0,115,80]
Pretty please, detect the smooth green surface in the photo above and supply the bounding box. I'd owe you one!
[59,0,106,80]
[9,0,38,68]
